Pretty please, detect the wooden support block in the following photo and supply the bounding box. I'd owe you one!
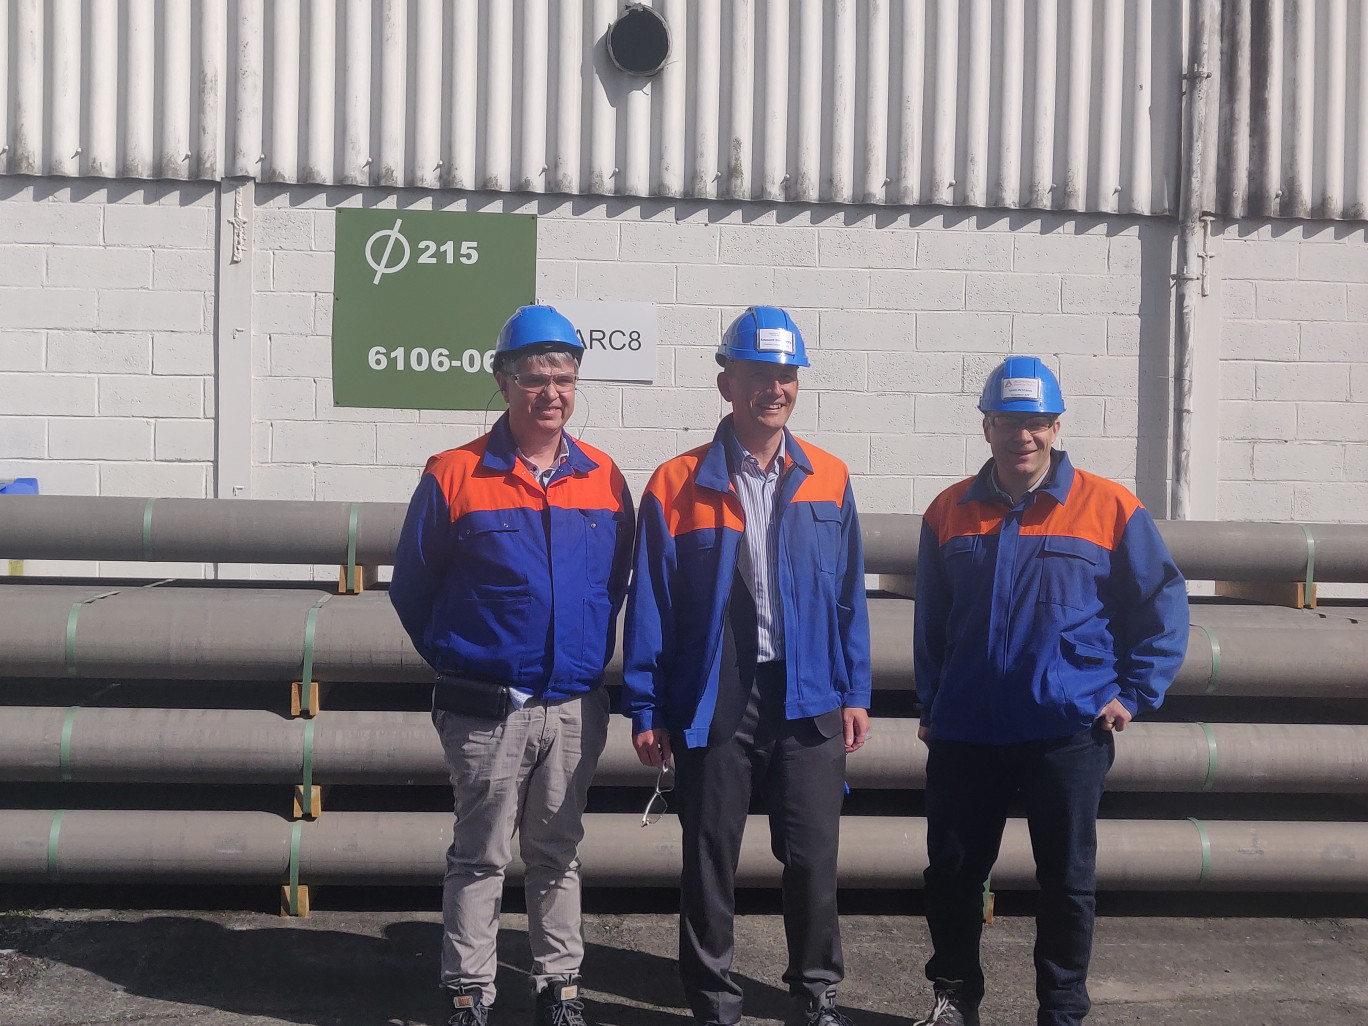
[983,890,995,925]
[1214,580,1315,610]
[280,884,311,918]
[291,680,321,718]
[878,574,916,598]
[337,564,380,595]
[293,784,323,820]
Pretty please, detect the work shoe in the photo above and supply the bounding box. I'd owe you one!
[785,986,855,1026]
[534,977,590,1026]
[446,985,490,1026]
[911,985,979,1026]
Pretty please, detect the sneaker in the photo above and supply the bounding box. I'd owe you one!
[911,986,979,1026]
[786,987,854,1026]
[447,985,490,1026]
[534,977,590,1026]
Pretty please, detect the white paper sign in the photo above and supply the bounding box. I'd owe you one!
[545,300,657,383]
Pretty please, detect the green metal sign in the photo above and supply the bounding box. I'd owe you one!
[331,209,536,409]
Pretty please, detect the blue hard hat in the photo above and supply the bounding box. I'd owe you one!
[493,305,584,372]
[715,306,810,368]
[978,356,1066,414]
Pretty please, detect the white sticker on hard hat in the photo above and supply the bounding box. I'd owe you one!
[755,328,795,354]
[1000,376,1042,401]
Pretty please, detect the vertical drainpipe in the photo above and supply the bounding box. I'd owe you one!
[1172,0,1218,521]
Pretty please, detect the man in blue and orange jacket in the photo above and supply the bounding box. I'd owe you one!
[911,356,1189,1026]
[390,305,634,1026]
[623,306,872,1026]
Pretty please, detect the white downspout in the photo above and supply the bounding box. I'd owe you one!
[1172,0,1218,520]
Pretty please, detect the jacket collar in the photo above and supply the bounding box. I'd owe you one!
[962,449,1074,507]
[697,415,812,493]
[480,412,599,477]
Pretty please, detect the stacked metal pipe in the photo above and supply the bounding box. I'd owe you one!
[2,494,1367,895]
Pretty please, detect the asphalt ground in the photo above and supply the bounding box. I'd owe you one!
[3,892,1367,1026]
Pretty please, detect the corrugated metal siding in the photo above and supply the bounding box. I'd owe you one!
[0,0,1360,220]
[1215,0,1368,220]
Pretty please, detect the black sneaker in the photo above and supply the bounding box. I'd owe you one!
[447,985,490,1026]
[911,986,979,1026]
[785,986,854,1026]
[534,977,590,1026]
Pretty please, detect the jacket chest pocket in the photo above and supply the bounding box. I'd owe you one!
[573,508,622,591]
[455,517,530,594]
[808,505,843,574]
[1035,536,1100,610]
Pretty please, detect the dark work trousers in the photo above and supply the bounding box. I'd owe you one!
[673,659,847,1025]
[922,725,1115,1026]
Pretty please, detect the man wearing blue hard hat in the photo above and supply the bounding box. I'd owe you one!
[911,356,1189,1026]
[624,306,872,1026]
[391,304,634,1026]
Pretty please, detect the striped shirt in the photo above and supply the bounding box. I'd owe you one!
[508,433,570,708]
[727,430,786,662]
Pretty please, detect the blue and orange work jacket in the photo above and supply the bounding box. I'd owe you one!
[623,418,871,748]
[389,413,634,702]
[914,450,1189,745]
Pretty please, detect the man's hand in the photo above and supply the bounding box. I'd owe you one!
[633,728,673,768]
[916,723,932,744]
[1096,698,1132,732]
[843,707,871,753]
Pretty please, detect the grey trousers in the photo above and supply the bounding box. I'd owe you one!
[432,687,610,1003]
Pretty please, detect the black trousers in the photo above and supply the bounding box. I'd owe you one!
[923,727,1114,1026]
[672,661,847,1025]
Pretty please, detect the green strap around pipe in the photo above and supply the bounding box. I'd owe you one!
[142,498,155,559]
[59,708,78,782]
[64,591,122,676]
[1187,817,1213,885]
[297,594,333,715]
[286,821,304,915]
[345,503,360,592]
[299,720,317,817]
[1195,624,1221,695]
[1196,722,1218,792]
[47,810,65,881]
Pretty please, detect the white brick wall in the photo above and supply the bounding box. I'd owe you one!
[4,183,1366,579]
[1214,219,1368,521]
[0,183,216,498]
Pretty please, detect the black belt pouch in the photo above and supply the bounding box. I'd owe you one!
[433,674,511,719]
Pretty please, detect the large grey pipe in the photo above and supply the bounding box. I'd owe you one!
[0,496,405,565]
[3,811,1367,891]
[5,708,1368,795]
[3,495,1368,580]
[3,584,1366,698]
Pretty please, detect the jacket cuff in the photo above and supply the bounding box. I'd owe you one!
[631,710,661,734]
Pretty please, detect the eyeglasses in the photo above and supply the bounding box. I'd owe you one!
[640,765,674,828]
[986,414,1056,434]
[510,372,578,393]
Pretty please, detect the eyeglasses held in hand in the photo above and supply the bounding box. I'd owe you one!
[511,372,578,393]
[640,764,675,827]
